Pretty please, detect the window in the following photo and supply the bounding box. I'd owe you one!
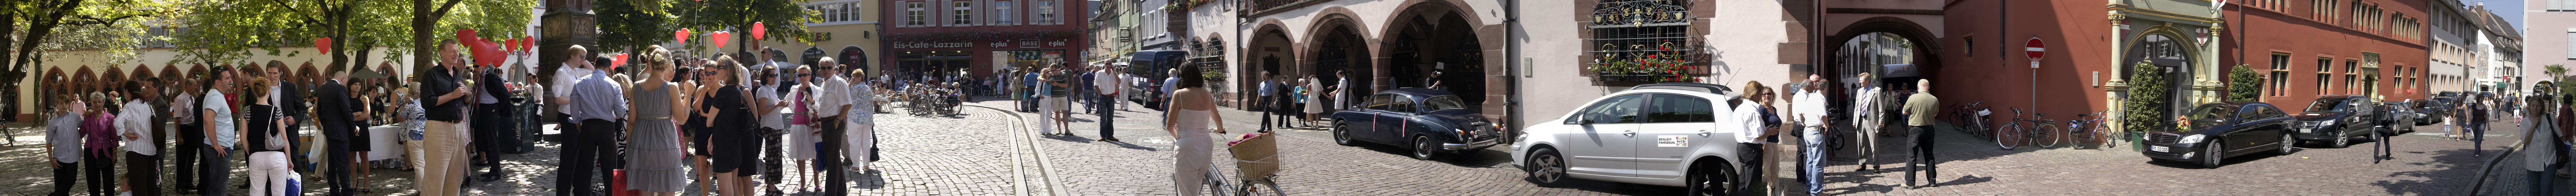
[994,1,1016,25]
[2317,57,2332,95]
[2567,32,2575,60]
[2345,60,2358,92]
[1586,0,1695,77]
[2270,53,2290,96]
[1036,1,1058,25]
[1963,36,1974,57]
[904,2,927,26]
[1643,94,1715,123]
[1568,94,1647,124]
[806,2,864,24]
[952,1,975,25]
[2554,0,2576,11]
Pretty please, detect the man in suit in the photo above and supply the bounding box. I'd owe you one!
[312,65,360,196]
[473,63,514,182]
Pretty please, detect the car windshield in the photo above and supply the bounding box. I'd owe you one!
[1424,95,1468,111]
[2304,99,2353,112]
[2188,105,2231,130]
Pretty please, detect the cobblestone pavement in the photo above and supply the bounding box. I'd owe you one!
[0,95,2549,196]
[2471,130,2576,196]
[991,97,1691,195]
[1800,118,2521,196]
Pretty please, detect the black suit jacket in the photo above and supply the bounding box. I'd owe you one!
[278,83,308,122]
[314,80,355,142]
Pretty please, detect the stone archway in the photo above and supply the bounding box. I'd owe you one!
[1307,19,1372,94]
[2124,30,2195,116]
[1244,24,1300,107]
[1381,2,1488,111]
[1826,17,1945,92]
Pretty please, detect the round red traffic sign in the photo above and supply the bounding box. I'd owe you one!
[2025,37,2045,61]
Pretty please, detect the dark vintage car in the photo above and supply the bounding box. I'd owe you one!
[2291,95,2379,148]
[2410,99,2447,125]
[2144,102,2298,169]
[1331,88,1504,160]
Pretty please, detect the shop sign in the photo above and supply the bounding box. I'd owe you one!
[895,42,976,49]
[1020,39,1041,48]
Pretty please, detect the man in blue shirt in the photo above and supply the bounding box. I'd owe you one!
[1078,67,1097,114]
[1023,70,1041,112]
[564,45,630,196]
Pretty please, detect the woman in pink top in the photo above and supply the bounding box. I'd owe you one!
[80,93,121,196]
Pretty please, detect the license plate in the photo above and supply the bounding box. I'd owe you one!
[2152,146,2170,152]
[2299,128,2312,133]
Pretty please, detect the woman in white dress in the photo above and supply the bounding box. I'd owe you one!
[1302,75,1324,126]
[1166,65,1229,196]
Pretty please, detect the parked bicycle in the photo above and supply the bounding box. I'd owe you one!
[1999,107,2059,150]
[1948,102,1994,141]
[2063,111,2113,149]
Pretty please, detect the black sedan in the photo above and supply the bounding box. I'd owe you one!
[2291,95,2378,148]
[1330,88,1503,160]
[2410,99,2446,125]
[2144,102,2298,169]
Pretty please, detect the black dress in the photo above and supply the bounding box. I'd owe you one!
[707,85,758,176]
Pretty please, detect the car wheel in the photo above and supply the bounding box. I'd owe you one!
[1333,121,1354,146]
[1412,136,1438,160]
[2275,134,2296,155]
[2201,139,2224,169]
[2330,131,2354,148]
[1685,160,1737,196]
[1525,148,1567,187]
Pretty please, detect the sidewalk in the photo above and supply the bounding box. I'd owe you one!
[2473,143,2576,196]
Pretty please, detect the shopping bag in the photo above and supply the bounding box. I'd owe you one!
[285,174,304,196]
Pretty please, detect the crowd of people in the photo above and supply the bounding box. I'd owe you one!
[40,36,906,196]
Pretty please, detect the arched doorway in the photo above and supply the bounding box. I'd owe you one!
[1385,6,1486,106]
[1244,26,1298,107]
[2124,33,2193,116]
[839,46,870,77]
[1309,21,1371,93]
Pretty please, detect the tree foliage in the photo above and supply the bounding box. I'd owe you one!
[665,0,815,57]
[596,0,671,54]
[166,0,531,74]
[2122,61,2171,134]
[2227,64,2264,102]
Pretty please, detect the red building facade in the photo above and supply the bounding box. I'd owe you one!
[2226,0,2431,105]
[880,0,1090,79]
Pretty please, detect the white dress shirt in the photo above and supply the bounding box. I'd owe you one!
[118,100,156,155]
[1795,88,1829,128]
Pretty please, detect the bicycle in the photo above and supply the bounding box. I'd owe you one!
[1210,134,1286,196]
[1998,107,2060,150]
[1948,102,1994,140]
[2061,111,2111,149]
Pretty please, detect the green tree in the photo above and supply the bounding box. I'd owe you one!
[167,0,530,75]
[2123,61,2170,135]
[7,0,168,119]
[595,0,671,54]
[666,0,814,57]
[2227,64,2264,102]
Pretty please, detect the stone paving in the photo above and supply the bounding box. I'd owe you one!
[0,94,2552,196]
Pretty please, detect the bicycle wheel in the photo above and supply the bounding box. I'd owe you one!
[1239,178,1285,196]
[2034,123,2062,149]
[1996,122,2021,150]
[1965,116,1991,140]
[1207,173,1236,196]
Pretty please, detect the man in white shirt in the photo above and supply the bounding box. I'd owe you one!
[1092,64,1123,141]
[1162,68,1180,110]
[116,82,159,196]
[1849,73,1886,173]
[1791,74,1831,196]
[168,76,203,191]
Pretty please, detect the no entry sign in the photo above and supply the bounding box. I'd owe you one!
[2024,37,2046,62]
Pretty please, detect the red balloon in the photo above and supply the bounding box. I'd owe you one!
[751,22,767,40]
[675,28,691,45]
[523,36,536,51]
[712,31,731,48]
[314,37,333,54]
[456,29,479,43]
[612,53,630,70]
[478,39,508,67]
[504,39,520,52]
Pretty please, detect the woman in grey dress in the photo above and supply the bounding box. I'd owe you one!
[626,46,691,195]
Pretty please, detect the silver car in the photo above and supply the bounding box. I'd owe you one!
[1511,83,1752,195]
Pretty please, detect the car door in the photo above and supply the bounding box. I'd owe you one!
[1633,93,1721,180]
[2223,106,2263,155]
[1358,93,1397,143]
[1560,94,1647,177]
[1379,94,1421,142]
